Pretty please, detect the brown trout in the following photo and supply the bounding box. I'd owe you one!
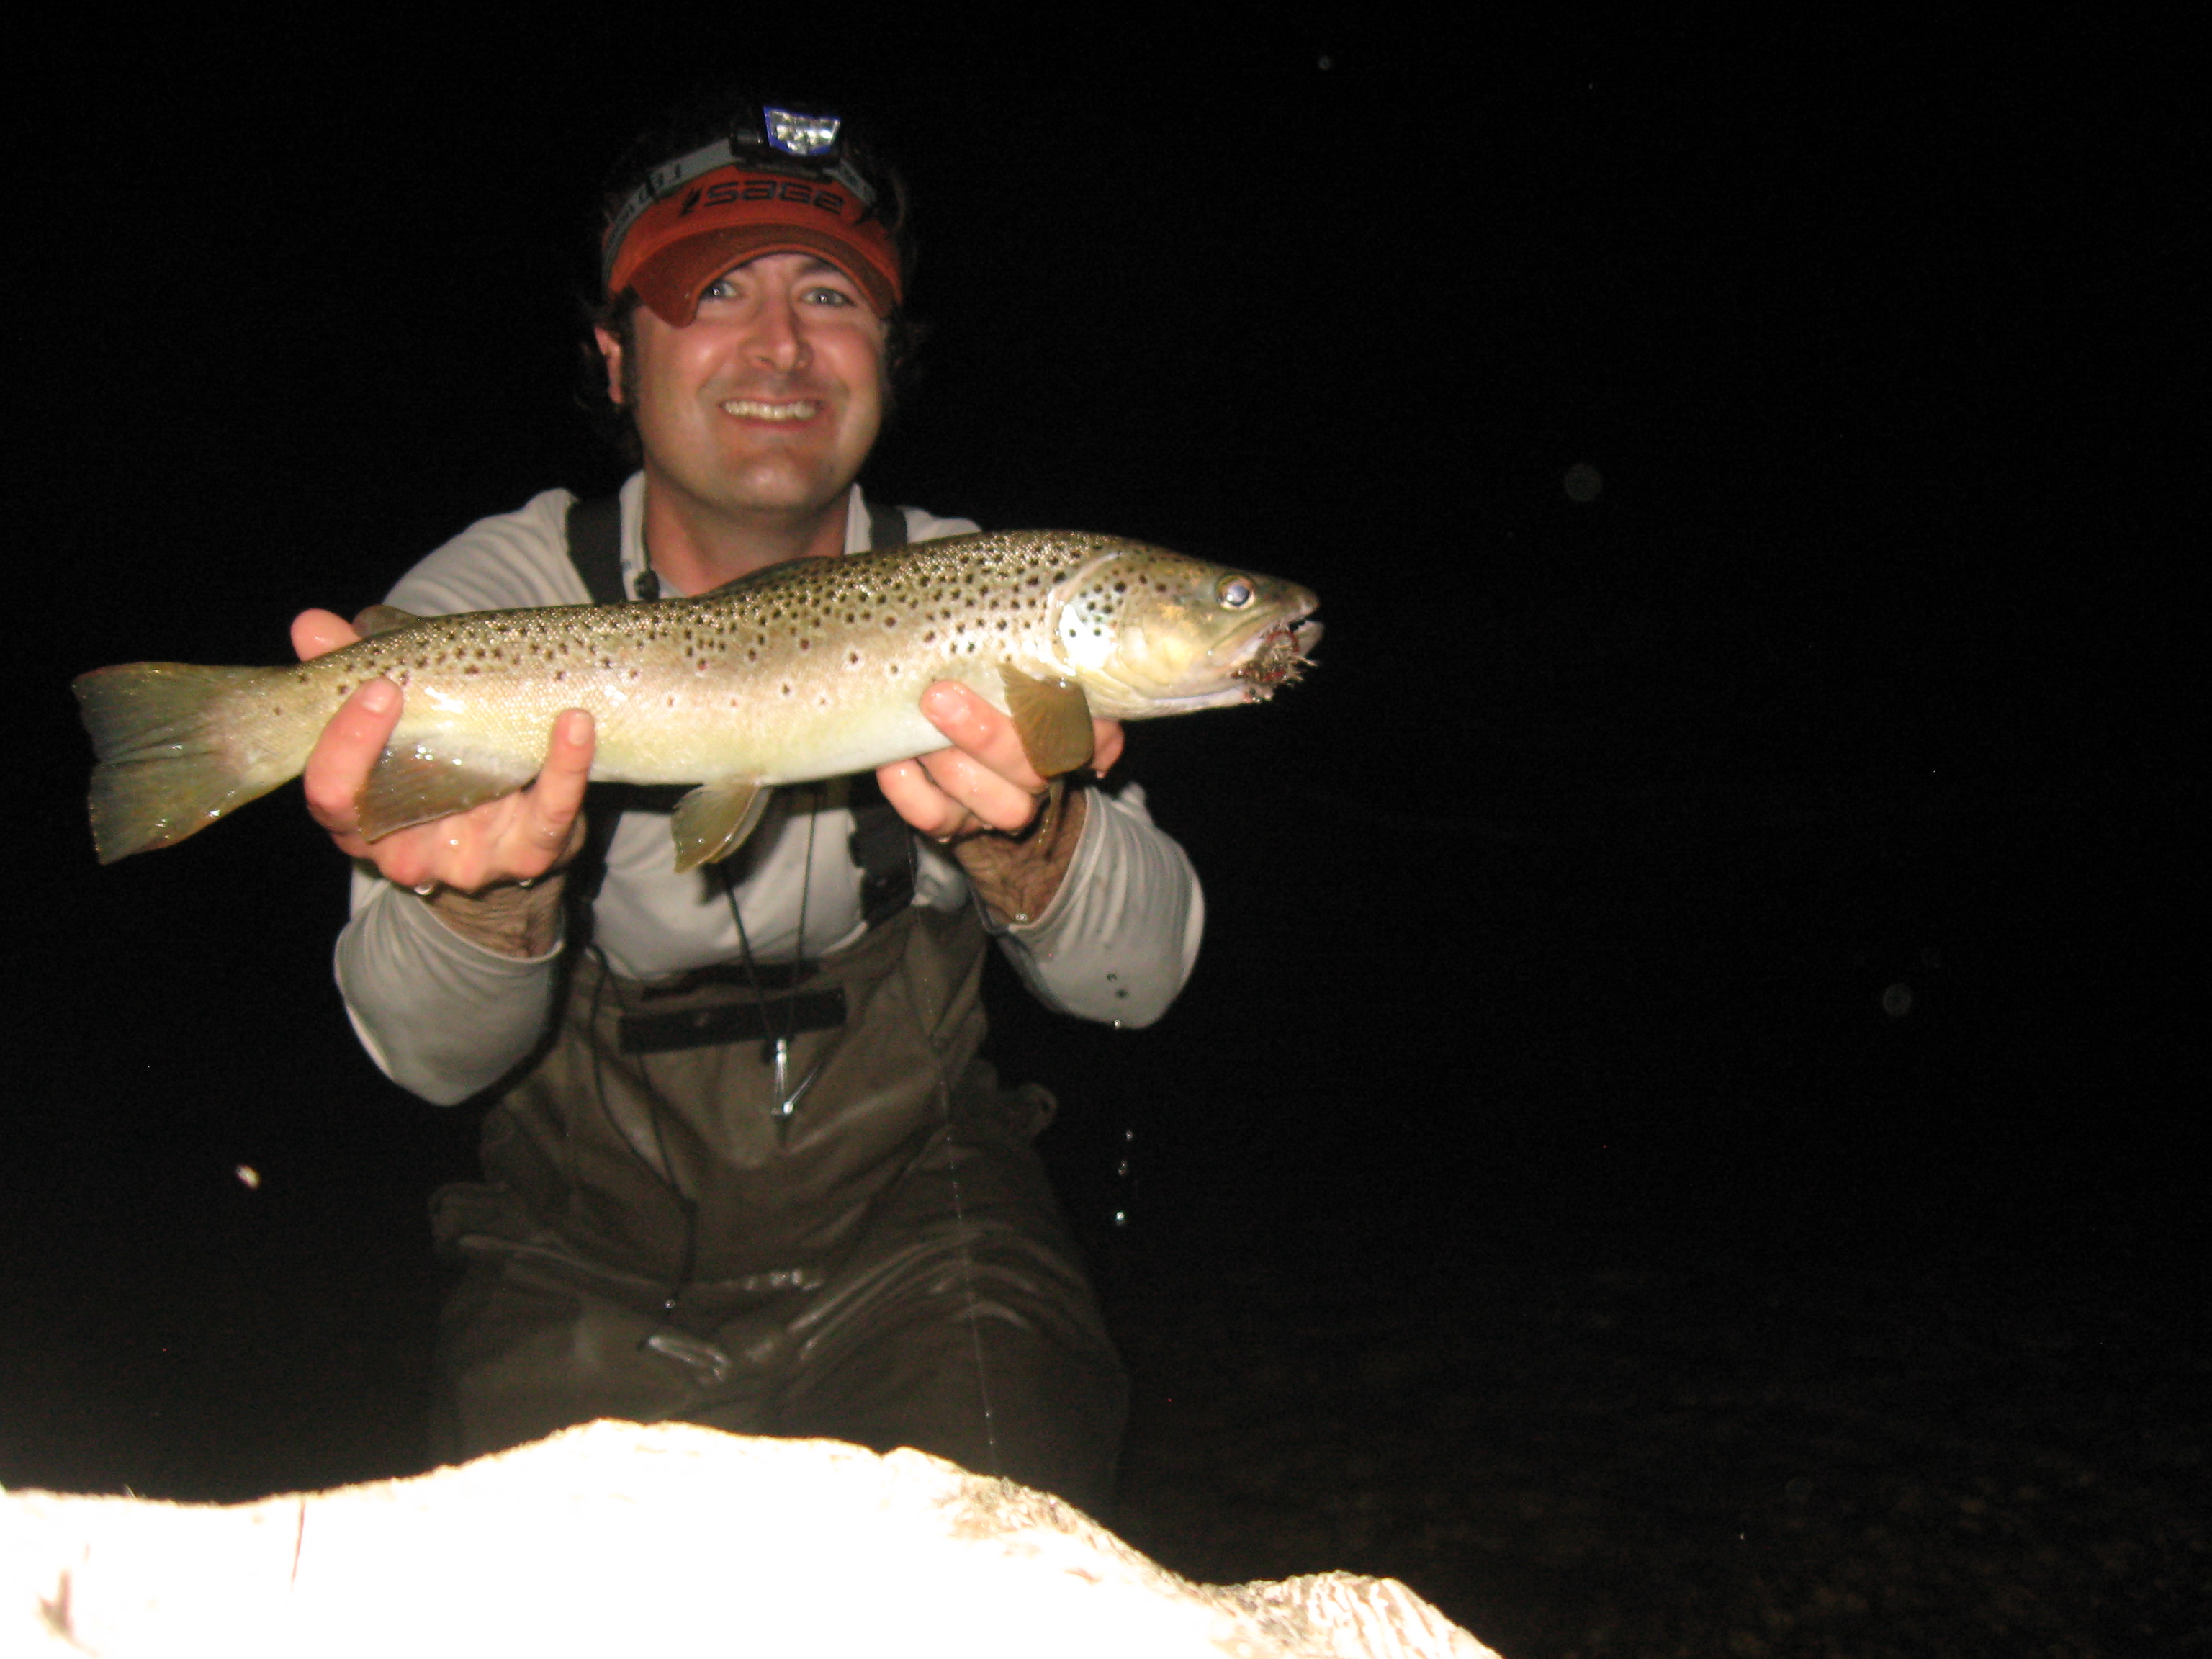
[76,530,1320,871]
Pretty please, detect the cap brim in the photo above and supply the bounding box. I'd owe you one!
[630,226,900,326]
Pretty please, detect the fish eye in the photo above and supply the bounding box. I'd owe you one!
[1218,577,1255,608]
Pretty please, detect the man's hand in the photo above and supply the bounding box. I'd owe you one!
[294,609,593,956]
[876,681,1124,925]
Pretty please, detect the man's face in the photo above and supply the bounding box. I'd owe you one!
[598,252,888,534]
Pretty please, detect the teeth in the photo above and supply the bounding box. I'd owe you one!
[721,399,819,422]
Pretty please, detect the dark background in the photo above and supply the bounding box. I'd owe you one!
[7,17,2200,1656]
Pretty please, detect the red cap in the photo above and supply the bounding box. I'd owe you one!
[605,165,902,325]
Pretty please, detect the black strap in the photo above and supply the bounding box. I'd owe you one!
[567,493,630,605]
[866,500,907,552]
[558,493,914,926]
[853,498,917,925]
[559,497,635,918]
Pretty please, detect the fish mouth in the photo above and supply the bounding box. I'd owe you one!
[721,398,821,423]
[1228,611,1322,703]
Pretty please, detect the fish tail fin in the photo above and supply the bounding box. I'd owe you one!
[73,663,300,863]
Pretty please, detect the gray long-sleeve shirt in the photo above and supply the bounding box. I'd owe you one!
[336,476,1205,1104]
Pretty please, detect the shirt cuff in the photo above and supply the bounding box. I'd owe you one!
[336,877,564,1104]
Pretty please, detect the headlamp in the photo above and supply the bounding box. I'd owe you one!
[763,107,841,160]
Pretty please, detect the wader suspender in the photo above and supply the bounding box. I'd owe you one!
[559,495,917,929]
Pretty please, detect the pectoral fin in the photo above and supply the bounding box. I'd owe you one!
[353,604,426,639]
[670,778,771,873]
[357,745,538,840]
[1000,665,1095,778]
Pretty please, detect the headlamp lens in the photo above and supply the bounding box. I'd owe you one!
[763,107,842,159]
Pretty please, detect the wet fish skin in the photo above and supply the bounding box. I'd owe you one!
[75,529,1321,871]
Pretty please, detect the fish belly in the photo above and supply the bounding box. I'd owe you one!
[382,655,999,788]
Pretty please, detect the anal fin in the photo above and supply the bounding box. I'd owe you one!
[357,744,538,840]
[671,778,771,873]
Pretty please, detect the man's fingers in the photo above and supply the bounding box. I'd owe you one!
[526,711,595,848]
[292,609,361,661]
[876,755,967,841]
[919,683,1047,791]
[302,678,402,833]
[1089,719,1125,777]
[917,747,1044,835]
[901,683,1126,837]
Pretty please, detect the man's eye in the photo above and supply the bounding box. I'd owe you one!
[804,286,856,307]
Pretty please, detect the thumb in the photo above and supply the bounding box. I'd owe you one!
[292,609,362,661]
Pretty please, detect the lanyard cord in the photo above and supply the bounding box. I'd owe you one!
[721,785,827,1130]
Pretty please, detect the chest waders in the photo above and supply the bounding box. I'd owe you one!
[423,497,1126,1516]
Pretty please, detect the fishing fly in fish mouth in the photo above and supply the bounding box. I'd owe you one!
[73,531,1321,871]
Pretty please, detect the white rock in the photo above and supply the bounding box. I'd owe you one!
[3,1421,1501,1658]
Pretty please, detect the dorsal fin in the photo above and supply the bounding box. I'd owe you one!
[353,604,426,639]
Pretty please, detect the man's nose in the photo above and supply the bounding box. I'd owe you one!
[745,294,811,372]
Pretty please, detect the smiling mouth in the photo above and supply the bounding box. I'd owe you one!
[721,399,820,422]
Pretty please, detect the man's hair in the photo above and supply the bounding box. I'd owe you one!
[577,89,925,462]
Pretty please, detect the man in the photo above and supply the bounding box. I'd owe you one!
[289,101,1200,1516]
